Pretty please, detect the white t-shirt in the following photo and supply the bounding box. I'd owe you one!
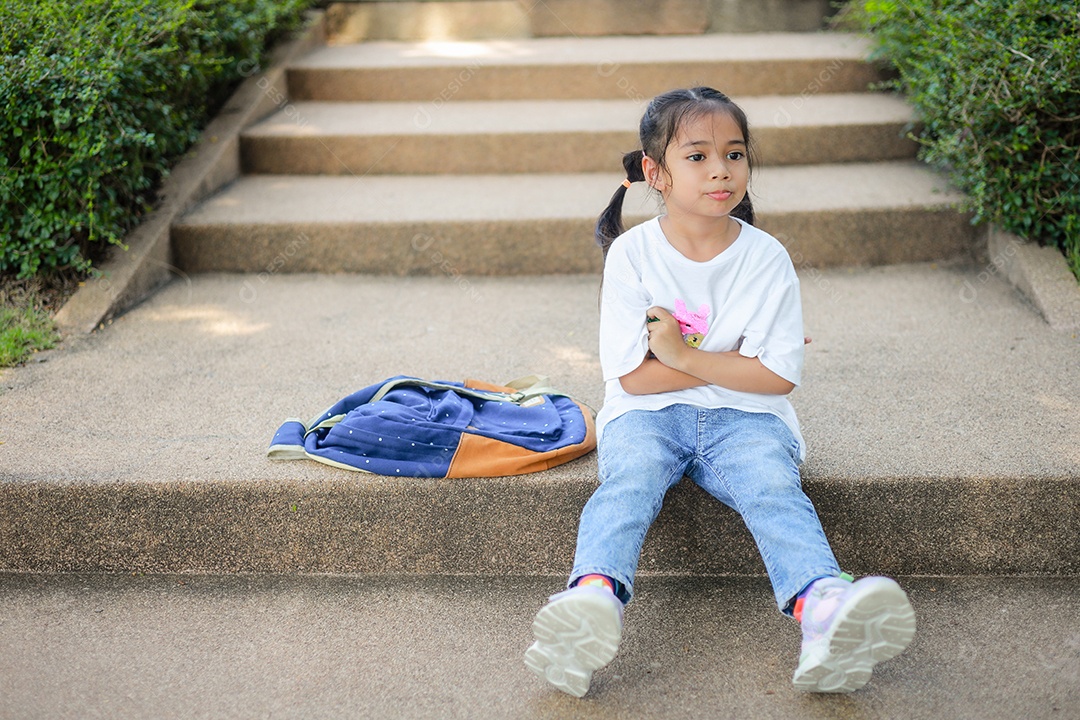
[597,216,806,461]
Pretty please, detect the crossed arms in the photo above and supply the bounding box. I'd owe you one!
[618,306,797,397]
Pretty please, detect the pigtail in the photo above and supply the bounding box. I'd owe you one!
[594,150,645,259]
[731,192,754,226]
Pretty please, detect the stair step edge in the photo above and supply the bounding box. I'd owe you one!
[173,165,966,227]
[242,94,917,137]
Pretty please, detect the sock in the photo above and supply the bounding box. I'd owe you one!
[793,582,815,622]
[575,574,616,594]
[793,572,854,622]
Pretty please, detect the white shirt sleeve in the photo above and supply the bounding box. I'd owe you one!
[737,277,805,387]
[598,239,653,382]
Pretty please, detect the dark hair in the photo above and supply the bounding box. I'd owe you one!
[594,87,756,258]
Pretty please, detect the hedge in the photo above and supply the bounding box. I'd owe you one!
[0,0,312,278]
[851,1,1080,278]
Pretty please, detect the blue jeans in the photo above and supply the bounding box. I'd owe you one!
[570,405,840,614]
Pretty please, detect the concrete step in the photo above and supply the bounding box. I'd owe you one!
[2,574,1076,719]
[240,94,918,175]
[321,0,838,42]
[171,163,973,274]
[2,269,1078,575]
[286,33,880,101]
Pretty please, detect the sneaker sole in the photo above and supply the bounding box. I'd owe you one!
[792,578,916,693]
[523,591,622,698]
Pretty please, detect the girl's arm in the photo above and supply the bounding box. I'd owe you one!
[673,349,795,395]
[619,356,707,395]
[623,307,795,396]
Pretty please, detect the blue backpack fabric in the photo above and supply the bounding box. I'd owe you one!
[268,375,596,477]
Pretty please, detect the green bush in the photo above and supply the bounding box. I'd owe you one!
[851,1,1080,278]
[0,0,311,278]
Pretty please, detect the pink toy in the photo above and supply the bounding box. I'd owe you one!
[673,299,710,348]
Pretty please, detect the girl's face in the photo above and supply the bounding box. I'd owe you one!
[644,110,750,224]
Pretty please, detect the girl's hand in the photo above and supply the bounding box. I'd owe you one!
[645,307,689,369]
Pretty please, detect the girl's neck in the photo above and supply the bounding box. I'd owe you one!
[659,213,741,262]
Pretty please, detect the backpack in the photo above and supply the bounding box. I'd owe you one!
[268,375,596,477]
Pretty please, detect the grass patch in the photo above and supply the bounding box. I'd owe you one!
[0,280,61,367]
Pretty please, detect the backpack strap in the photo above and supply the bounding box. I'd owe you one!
[501,374,562,406]
[368,375,565,407]
[368,377,511,405]
[504,374,597,415]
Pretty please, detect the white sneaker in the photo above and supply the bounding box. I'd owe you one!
[524,585,624,697]
[792,575,916,693]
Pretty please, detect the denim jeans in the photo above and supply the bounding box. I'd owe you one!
[570,405,840,614]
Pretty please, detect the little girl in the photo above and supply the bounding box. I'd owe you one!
[524,87,916,697]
